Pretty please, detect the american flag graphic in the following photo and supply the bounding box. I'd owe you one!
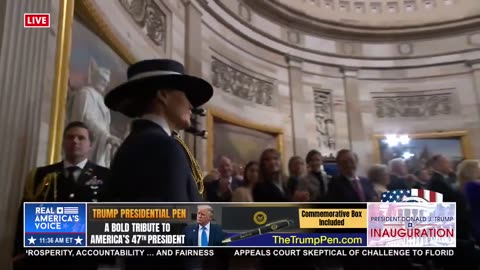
[62,207,79,214]
[381,189,443,203]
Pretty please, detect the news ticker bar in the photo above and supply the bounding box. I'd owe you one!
[24,248,456,258]
[24,202,456,248]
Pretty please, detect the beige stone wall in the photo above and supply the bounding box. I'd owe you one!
[358,67,480,165]
[29,0,480,175]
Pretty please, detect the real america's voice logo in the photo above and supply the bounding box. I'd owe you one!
[24,13,50,28]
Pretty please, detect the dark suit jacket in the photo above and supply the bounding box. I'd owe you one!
[205,177,242,202]
[183,223,226,246]
[428,172,471,240]
[327,175,376,202]
[14,161,110,270]
[387,174,410,190]
[108,119,203,202]
[253,180,290,202]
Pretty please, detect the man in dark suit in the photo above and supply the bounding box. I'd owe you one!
[183,205,227,270]
[13,121,110,270]
[104,59,213,203]
[327,149,376,203]
[206,156,243,202]
[183,205,226,246]
[427,154,479,270]
[387,158,410,190]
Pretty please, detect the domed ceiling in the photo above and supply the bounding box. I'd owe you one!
[247,0,480,37]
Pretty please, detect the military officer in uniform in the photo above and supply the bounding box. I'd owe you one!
[104,59,213,270]
[104,59,213,203]
[13,121,110,270]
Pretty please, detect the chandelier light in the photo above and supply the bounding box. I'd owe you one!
[383,134,410,147]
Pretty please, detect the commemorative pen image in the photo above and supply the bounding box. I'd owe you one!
[222,219,294,244]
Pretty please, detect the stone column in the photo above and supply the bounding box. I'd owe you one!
[468,59,480,111]
[182,0,208,171]
[466,59,480,158]
[0,1,55,269]
[286,55,308,157]
[342,67,368,164]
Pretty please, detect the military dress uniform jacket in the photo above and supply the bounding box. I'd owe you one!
[14,161,110,270]
[108,119,203,270]
[108,119,203,202]
[22,161,110,202]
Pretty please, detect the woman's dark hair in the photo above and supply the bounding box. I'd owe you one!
[259,148,287,183]
[288,156,303,175]
[243,161,259,186]
[306,150,322,164]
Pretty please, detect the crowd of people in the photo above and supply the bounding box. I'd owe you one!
[203,148,480,269]
[12,59,480,270]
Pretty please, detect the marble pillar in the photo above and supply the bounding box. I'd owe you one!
[286,55,308,157]
[468,59,480,111]
[0,1,54,269]
[342,67,368,165]
[182,0,208,172]
[466,59,480,158]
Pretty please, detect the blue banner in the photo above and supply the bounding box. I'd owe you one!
[224,233,367,247]
[24,203,87,247]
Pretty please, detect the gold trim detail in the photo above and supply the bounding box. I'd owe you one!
[206,107,285,170]
[47,0,75,164]
[48,0,136,164]
[174,135,204,196]
[75,0,136,64]
[372,130,472,163]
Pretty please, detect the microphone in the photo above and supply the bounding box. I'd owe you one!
[221,219,294,244]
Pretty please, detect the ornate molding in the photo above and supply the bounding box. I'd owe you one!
[287,29,300,44]
[398,43,413,55]
[341,66,358,77]
[373,92,453,118]
[120,0,166,47]
[238,1,252,22]
[211,58,274,106]
[468,32,480,46]
[313,89,336,151]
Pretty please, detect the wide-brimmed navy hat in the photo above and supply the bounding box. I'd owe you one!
[104,59,213,118]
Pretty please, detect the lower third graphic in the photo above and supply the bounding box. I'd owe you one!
[24,202,87,247]
[367,203,455,247]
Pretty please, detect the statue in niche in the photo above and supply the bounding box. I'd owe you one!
[68,58,121,167]
[325,118,336,149]
[313,90,335,152]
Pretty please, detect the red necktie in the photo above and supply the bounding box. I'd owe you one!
[352,178,365,202]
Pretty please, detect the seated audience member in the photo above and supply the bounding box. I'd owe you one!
[428,155,479,270]
[13,121,110,270]
[327,149,376,202]
[298,150,330,202]
[367,164,389,201]
[286,156,306,197]
[232,161,259,202]
[253,149,290,202]
[206,156,242,202]
[457,160,480,244]
[387,158,410,190]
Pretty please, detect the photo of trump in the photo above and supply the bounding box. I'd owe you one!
[183,205,226,246]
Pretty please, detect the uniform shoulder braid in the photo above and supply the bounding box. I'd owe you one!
[23,163,62,202]
[173,134,204,196]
